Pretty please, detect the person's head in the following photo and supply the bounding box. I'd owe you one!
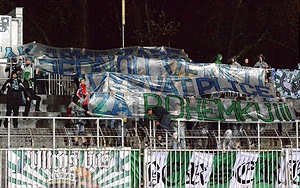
[145,108,153,116]
[175,103,181,110]
[24,71,31,80]
[11,71,18,78]
[25,58,32,65]
[244,58,249,64]
[258,54,265,62]
[230,56,236,63]
[79,78,85,84]
[276,91,281,98]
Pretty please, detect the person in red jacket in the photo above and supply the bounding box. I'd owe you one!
[76,78,92,111]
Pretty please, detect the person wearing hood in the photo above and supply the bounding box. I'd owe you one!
[0,71,30,128]
[23,70,42,116]
[214,54,223,64]
[254,54,270,68]
[21,57,34,78]
[254,54,271,84]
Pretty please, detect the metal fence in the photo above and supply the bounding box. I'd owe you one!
[0,115,300,187]
[0,116,299,150]
[1,148,300,187]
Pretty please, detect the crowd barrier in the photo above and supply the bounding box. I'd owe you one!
[1,148,300,187]
[0,115,299,187]
[0,116,299,150]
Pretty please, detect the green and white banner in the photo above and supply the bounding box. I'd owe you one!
[186,152,214,187]
[88,73,296,122]
[229,152,259,187]
[5,149,300,187]
[277,149,300,187]
[144,150,300,188]
[7,148,131,187]
[275,69,300,99]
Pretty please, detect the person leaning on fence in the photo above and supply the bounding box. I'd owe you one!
[68,96,91,146]
[254,54,270,68]
[146,106,178,147]
[254,54,271,84]
[0,71,30,128]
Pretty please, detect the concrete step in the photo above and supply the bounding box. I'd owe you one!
[0,95,72,129]
[0,94,71,113]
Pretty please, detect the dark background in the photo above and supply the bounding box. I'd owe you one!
[1,0,299,69]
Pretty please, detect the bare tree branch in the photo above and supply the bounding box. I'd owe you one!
[25,14,50,45]
[237,26,270,59]
[269,39,299,56]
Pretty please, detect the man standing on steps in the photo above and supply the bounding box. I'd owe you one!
[23,70,42,116]
[0,71,30,128]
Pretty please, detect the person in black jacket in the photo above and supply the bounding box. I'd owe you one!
[146,106,178,148]
[23,70,42,116]
[0,71,30,128]
[146,106,174,132]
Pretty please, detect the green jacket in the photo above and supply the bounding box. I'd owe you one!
[214,54,222,64]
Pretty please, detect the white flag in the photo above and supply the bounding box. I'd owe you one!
[229,152,259,188]
[186,152,214,188]
[146,151,168,188]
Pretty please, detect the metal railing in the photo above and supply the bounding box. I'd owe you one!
[0,116,299,150]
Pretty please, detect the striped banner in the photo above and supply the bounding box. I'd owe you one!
[6,149,300,187]
[7,149,131,187]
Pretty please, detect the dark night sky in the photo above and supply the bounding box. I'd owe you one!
[1,0,299,69]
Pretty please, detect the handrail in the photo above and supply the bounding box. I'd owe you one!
[0,115,298,149]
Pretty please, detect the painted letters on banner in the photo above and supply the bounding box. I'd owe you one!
[88,73,296,122]
[0,43,265,86]
[7,149,131,187]
[229,152,259,188]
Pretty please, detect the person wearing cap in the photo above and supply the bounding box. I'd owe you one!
[23,71,42,116]
[0,71,30,128]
